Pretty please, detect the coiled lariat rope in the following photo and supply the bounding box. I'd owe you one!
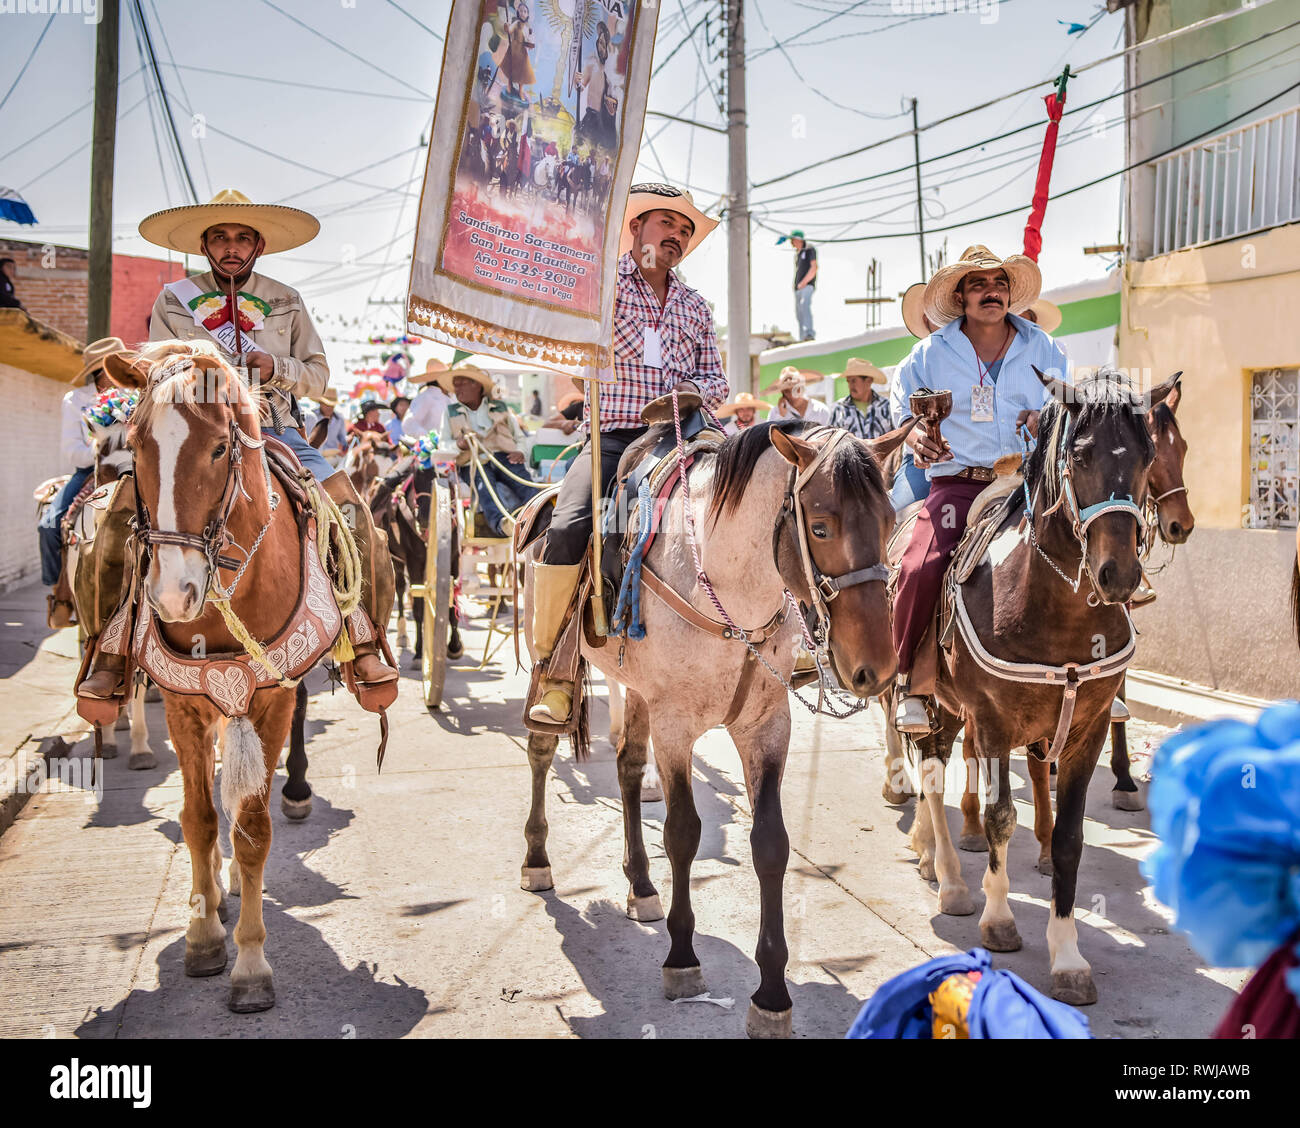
[207,470,364,683]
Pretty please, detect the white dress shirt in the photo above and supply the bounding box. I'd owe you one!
[404,384,450,440]
[61,383,98,471]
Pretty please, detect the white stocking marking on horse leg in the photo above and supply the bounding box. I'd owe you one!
[923,782,974,915]
[980,841,1014,929]
[1047,902,1091,974]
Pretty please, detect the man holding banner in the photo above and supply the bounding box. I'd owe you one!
[530,184,727,724]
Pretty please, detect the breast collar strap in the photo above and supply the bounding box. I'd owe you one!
[775,427,889,635]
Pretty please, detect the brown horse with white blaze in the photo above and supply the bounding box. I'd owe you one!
[912,368,1179,1006]
[123,343,318,1013]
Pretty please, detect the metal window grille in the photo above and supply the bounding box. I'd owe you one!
[1151,106,1300,258]
[1248,367,1300,529]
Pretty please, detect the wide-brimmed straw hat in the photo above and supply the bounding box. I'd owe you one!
[413,358,450,386]
[435,364,495,397]
[923,244,1041,329]
[835,357,887,386]
[139,188,320,255]
[75,336,130,384]
[316,385,340,407]
[761,365,821,395]
[1018,297,1063,335]
[716,392,773,419]
[619,183,718,262]
[901,282,933,339]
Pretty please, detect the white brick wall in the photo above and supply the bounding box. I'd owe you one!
[1,364,66,593]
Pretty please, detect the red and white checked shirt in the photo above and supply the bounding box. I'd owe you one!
[584,253,729,431]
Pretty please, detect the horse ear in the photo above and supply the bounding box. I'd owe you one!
[1032,365,1078,414]
[102,351,151,389]
[769,425,819,471]
[1147,371,1182,410]
[866,417,914,464]
[1162,372,1183,414]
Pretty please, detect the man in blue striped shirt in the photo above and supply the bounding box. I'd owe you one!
[889,245,1069,733]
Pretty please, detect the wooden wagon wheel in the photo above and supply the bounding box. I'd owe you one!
[421,480,454,709]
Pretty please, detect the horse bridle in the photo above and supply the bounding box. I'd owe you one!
[133,411,269,606]
[1026,411,1149,600]
[773,427,890,644]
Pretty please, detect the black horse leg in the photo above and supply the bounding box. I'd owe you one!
[412,594,424,662]
[280,680,312,820]
[1109,679,1144,809]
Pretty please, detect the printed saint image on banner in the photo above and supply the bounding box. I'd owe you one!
[442,0,634,316]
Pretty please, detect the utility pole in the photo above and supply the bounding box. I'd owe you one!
[725,0,751,393]
[911,98,926,283]
[88,0,120,342]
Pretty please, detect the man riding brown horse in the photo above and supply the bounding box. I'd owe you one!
[75,189,398,713]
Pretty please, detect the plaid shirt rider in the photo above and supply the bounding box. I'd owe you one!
[584,252,729,430]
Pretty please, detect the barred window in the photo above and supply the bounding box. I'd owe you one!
[1248,367,1300,529]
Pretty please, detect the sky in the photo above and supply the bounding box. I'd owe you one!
[0,0,1141,383]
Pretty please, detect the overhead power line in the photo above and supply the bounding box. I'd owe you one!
[0,11,57,116]
[752,11,1300,194]
[384,0,445,42]
[758,76,1300,244]
[131,0,199,203]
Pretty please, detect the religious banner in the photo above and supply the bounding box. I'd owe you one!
[407,0,659,379]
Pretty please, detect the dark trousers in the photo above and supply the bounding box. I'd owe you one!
[39,465,93,586]
[460,452,542,537]
[541,428,644,566]
[892,476,986,677]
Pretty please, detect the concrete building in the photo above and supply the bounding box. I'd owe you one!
[1115,0,1300,698]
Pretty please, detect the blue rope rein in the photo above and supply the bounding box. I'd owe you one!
[611,475,654,641]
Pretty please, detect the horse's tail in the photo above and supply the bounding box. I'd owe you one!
[220,715,267,838]
[1291,554,1300,648]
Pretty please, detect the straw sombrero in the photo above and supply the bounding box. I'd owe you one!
[413,358,450,386]
[1018,298,1063,335]
[716,392,772,419]
[619,183,718,261]
[900,282,933,340]
[761,365,824,395]
[75,336,130,385]
[435,364,495,396]
[834,357,887,386]
[139,188,320,256]
[316,385,340,407]
[923,244,1041,328]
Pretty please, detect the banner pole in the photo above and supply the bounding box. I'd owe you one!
[588,377,609,637]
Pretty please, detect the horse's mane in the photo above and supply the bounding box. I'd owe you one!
[1023,366,1156,514]
[129,340,266,439]
[708,419,886,524]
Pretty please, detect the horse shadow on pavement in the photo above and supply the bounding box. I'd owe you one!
[909,755,1240,1038]
[74,900,428,1039]
[537,893,864,1038]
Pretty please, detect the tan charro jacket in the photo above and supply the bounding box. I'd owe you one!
[148,270,329,424]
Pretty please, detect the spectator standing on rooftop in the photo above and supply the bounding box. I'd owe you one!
[779,229,817,342]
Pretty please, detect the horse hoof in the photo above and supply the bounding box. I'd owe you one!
[1051,970,1098,1006]
[145,685,162,703]
[626,893,664,922]
[958,833,988,853]
[1111,787,1145,812]
[1036,855,1054,877]
[640,782,663,804]
[98,742,119,760]
[980,919,1023,951]
[882,783,912,806]
[113,711,130,732]
[228,977,276,1013]
[662,965,706,1000]
[281,794,313,821]
[939,886,976,916]
[917,856,937,883]
[184,942,228,978]
[128,750,156,770]
[520,865,553,892]
[745,1003,793,1040]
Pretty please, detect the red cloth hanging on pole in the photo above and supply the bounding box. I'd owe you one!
[1022,68,1071,263]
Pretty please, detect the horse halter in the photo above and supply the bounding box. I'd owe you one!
[1025,411,1148,599]
[133,406,269,608]
[775,427,890,642]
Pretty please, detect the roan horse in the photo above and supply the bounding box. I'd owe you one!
[910,368,1179,1006]
[120,341,340,1012]
[520,417,908,1037]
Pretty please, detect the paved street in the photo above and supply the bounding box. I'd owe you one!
[0,582,1246,1039]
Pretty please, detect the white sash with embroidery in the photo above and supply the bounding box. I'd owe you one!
[165,277,269,356]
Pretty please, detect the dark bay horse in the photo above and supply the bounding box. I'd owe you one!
[520,419,909,1037]
[911,368,1179,1006]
